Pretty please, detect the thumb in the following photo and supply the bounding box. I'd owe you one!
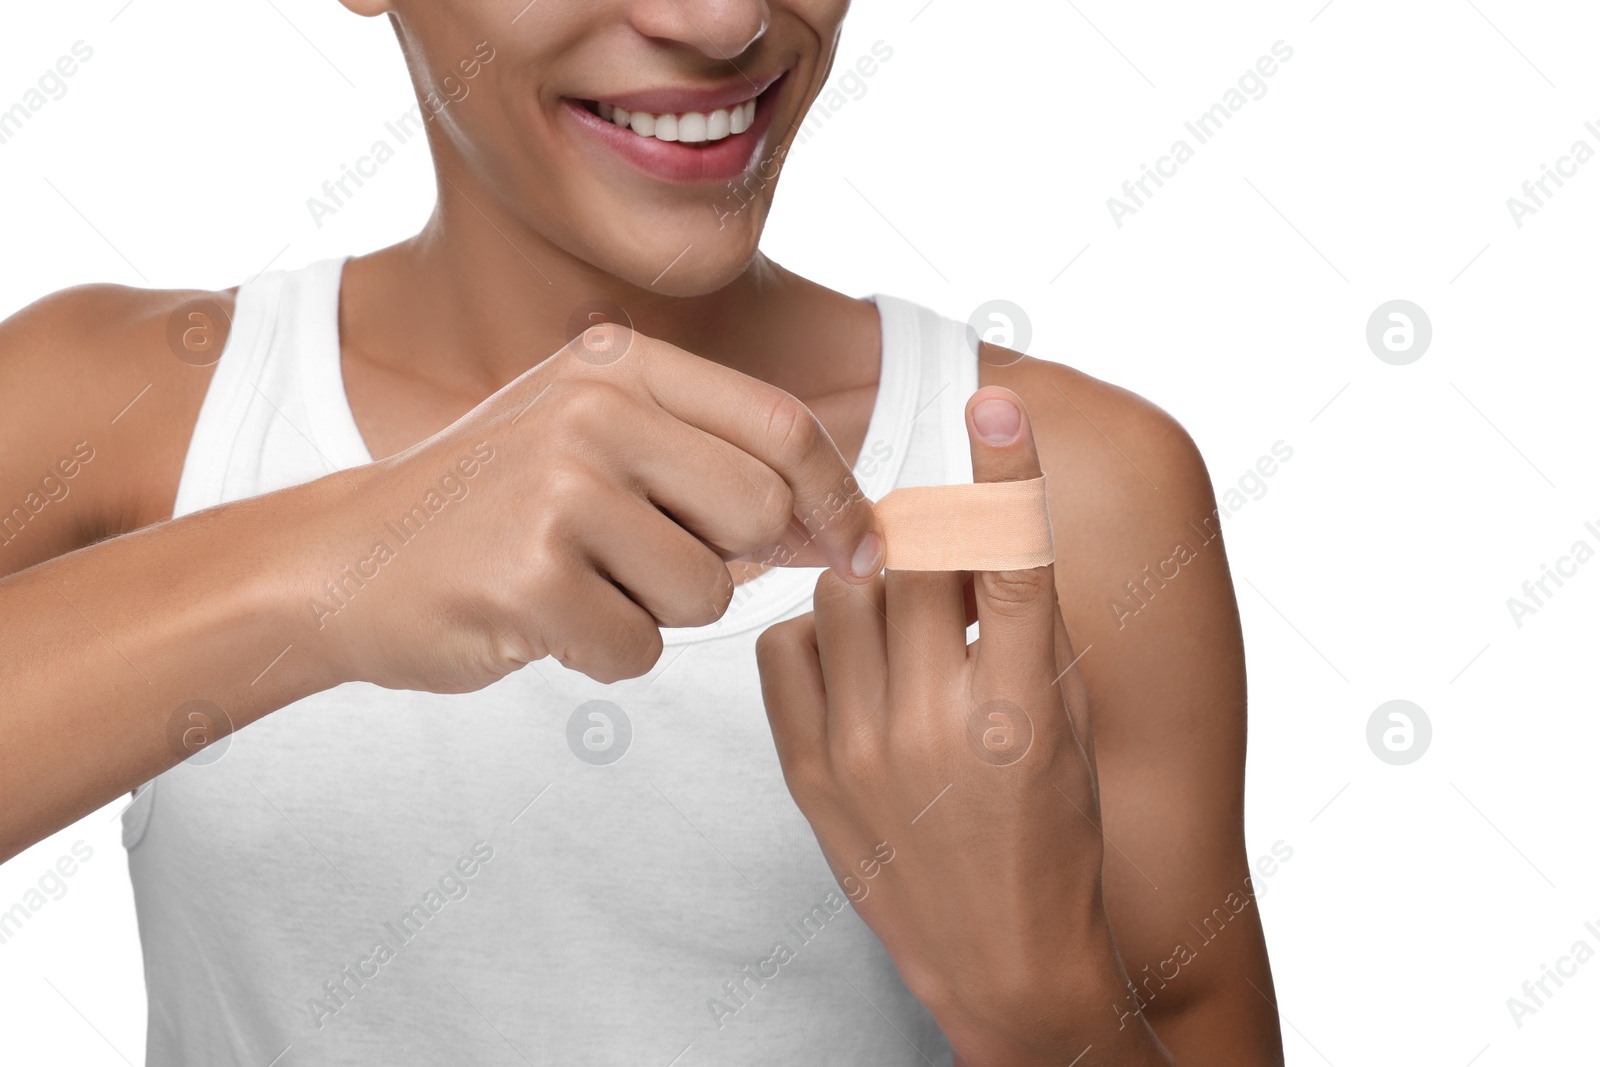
[966,387,1058,685]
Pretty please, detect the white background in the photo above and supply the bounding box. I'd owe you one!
[3,1,1597,1063]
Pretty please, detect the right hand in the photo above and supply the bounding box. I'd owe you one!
[294,325,886,690]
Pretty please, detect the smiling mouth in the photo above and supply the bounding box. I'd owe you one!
[561,71,788,184]
[572,71,785,150]
[580,96,760,147]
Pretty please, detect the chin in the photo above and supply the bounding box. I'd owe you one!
[588,211,768,298]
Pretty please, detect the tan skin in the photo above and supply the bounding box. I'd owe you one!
[0,0,1281,1062]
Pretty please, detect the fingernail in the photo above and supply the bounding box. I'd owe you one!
[851,531,884,578]
[973,397,1021,444]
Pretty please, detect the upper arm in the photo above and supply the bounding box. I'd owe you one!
[0,283,228,577]
[983,349,1282,1059]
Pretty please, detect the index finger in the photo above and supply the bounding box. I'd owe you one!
[636,333,886,583]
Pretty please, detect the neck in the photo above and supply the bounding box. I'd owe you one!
[339,179,876,405]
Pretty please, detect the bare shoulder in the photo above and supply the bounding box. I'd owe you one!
[979,347,1228,636]
[980,346,1207,482]
[0,282,234,574]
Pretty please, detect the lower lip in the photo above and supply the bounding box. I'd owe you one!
[560,75,785,185]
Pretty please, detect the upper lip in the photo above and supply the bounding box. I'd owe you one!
[573,68,786,116]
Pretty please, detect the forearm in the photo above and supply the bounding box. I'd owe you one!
[938,944,1176,1067]
[935,913,1283,1065]
[0,475,350,861]
[948,1017,1174,1067]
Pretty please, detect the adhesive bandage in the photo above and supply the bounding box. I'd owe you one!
[872,475,1054,571]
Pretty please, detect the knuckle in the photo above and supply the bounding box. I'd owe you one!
[489,544,565,620]
[813,569,876,617]
[518,537,571,597]
[811,569,852,607]
[755,617,804,666]
[477,575,528,627]
[978,568,1053,616]
[763,392,821,467]
[600,321,639,351]
[546,380,625,436]
[618,327,655,357]
[536,460,605,515]
[561,321,641,355]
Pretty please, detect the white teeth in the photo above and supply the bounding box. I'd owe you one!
[602,95,759,145]
[677,112,707,143]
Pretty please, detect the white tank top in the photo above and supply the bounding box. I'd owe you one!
[123,256,978,1066]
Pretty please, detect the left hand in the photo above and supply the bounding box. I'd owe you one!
[755,388,1168,1066]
